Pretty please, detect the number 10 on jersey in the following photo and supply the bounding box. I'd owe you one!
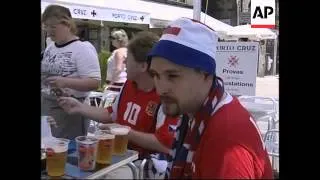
[123,102,141,125]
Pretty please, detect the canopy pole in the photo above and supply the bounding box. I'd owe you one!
[193,0,201,21]
[272,37,278,75]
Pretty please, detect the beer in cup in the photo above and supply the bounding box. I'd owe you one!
[110,126,130,155]
[75,136,99,171]
[95,130,115,164]
[45,138,70,177]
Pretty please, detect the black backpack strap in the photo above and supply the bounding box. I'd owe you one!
[176,114,189,149]
[152,104,162,131]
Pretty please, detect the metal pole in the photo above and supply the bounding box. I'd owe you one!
[127,162,139,180]
[272,37,278,75]
[204,0,209,23]
[237,0,240,25]
[193,0,201,21]
[139,159,148,179]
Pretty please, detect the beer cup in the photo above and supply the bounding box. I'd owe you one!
[75,136,99,171]
[110,126,130,155]
[95,130,115,164]
[45,138,70,177]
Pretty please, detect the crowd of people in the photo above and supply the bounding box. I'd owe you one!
[41,4,274,179]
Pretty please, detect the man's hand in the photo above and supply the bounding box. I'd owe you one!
[46,116,58,128]
[98,123,122,130]
[46,76,68,88]
[57,97,84,114]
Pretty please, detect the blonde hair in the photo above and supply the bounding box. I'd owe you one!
[42,5,77,35]
[111,29,129,46]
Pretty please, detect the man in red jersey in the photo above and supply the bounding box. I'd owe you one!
[147,17,274,179]
[58,31,177,179]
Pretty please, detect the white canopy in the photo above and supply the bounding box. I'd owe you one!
[43,0,233,38]
[226,24,277,40]
[199,13,233,36]
[135,1,234,36]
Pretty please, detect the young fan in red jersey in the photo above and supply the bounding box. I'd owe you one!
[147,17,273,179]
[58,31,177,179]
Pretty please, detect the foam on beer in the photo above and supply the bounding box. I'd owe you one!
[95,133,115,140]
[51,145,68,153]
[80,138,98,145]
[46,138,69,153]
[110,127,130,135]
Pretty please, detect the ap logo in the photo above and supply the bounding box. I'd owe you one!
[251,0,275,28]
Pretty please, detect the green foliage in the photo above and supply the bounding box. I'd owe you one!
[98,50,111,90]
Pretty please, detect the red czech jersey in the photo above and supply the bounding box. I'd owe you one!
[106,80,177,156]
[191,95,273,179]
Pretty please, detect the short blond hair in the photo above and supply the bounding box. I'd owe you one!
[42,5,77,35]
[111,29,129,46]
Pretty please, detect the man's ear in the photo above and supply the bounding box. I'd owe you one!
[141,62,149,72]
[204,73,209,79]
[194,68,210,80]
[203,72,213,80]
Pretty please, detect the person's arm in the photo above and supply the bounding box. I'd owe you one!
[57,96,113,123]
[46,76,99,91]
[128,105,178,154]
[75,43,101,90]
[62,77,99,91]
[128,130,170,154]
[80,104,113,123]
[111,49,126,82]
[46,43,101,91]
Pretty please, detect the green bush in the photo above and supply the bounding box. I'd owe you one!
[98,50,111,91]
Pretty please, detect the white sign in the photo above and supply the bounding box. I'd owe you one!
[251,0,275,28]
[216,42,259,96]
[41,1,150,25]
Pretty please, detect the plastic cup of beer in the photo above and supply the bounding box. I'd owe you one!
[110,126,131,155]
[95,130,115,164]
[45,138,70,177]
[75,136,99,171]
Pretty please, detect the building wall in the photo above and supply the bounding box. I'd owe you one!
[240,0,251,12]
[147,0,193,8]
[185,0,193,5]
[201,0,238,26]
[74,19,148,53]
[169,0,193,5]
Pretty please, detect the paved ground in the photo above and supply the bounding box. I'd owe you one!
[256,75,279,98]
